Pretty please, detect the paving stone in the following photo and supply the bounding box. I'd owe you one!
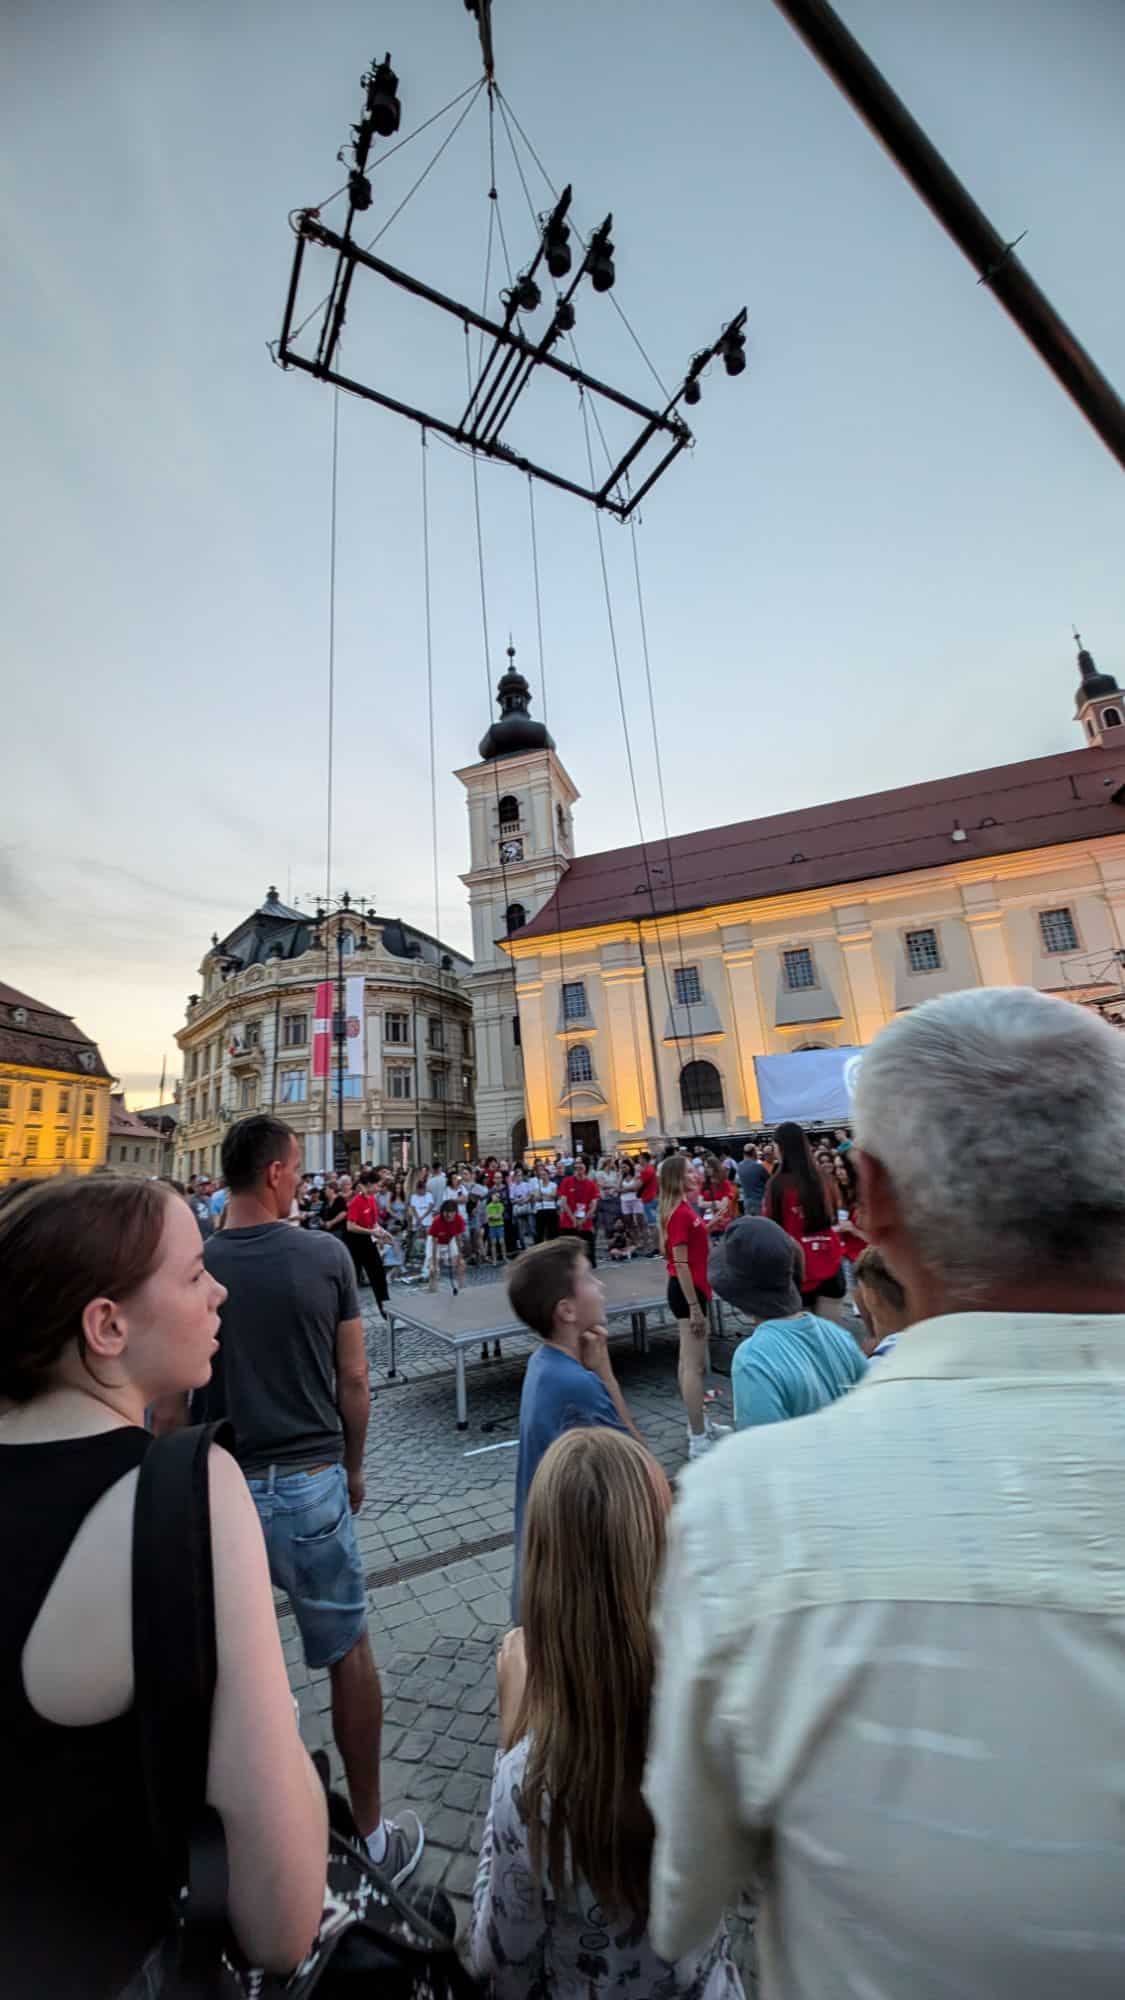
[461,1741,499,1778]
[410,1586,460,1614]
[428,1736,468,1771]
[443,1851,481,1898]
[393,1730,436,1764]
[441,1771,486,1813]
[458,1678,497,1717]
[424,1805,473,1851]
[429,1635,462,1658]
[445,1709,490,1744]
[394,1618,439,1653]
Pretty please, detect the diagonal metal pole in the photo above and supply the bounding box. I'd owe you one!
[768,0,1125,471]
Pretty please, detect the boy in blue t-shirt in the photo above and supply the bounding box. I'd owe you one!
[710,1215,868,1428]
[507,1237,641,1619]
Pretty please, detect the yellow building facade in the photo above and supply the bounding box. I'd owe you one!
[0,983,112,1183]
[461,642,1125,1153]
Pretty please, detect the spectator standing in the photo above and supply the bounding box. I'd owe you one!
[322,1171,352,1244]
[701,1156,738,1238]
[852,1243,910,1359]
[508,1166,536,1251]
[736,1143,769,1217]
[658,1154,729,1461]
[208,1178,228,1225]
[532,1161,560,1243]
[506,1239,640,1619]
[0,1175,328,1991]
[201,1116,424,1886]
[710,1216,867,1426]
[484,1187,506,1263]
[473,1428,741,2000]
[428,1199,466,1292]
[647,987,1125,1997]
[187,1176,214,1240]
[763,1120,847,1315]
[558,1160,599,1267]
[408,1170,436,1271]
[346,1172,390,1319]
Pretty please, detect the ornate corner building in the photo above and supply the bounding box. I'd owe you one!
[174,890,474,1179]
[0,983,113,1183]
[459,638,1125,1156]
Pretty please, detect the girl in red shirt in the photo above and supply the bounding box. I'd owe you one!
[763,1120,846,1312]
[659,1155,729,1462]
[701,1157,737,1237]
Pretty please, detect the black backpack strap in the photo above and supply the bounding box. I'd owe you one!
[132,1420,236,1958]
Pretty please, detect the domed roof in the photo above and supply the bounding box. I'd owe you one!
[1074,631,1120,703]
[478,645,556,761]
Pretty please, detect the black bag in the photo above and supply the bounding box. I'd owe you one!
[123,1423,479,1999]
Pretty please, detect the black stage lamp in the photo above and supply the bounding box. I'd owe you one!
[514,272,541,313]
[545,214,572,279]
[683,376,702,406]
[365,56,401,138]
[585,218,615,293]
[349,170,372,211]
[554,299,576,331]
[720,323,747,376]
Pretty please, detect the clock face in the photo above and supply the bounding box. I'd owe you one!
[499,837,523,863]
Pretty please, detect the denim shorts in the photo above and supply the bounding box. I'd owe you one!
[247,1461,366,1669]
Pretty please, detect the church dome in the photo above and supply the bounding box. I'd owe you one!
[479,646,555,761]
[1074,632,1120,703]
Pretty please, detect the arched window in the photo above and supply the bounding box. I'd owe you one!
[679,1059,723,1115]
[567,1044,593,1085]
[511,1117,528,1160]
[339,928,355,956]
[498,794,520,827]
[1104,707,1122,729]
[505,903,527,934]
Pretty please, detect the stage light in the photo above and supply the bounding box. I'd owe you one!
[585,219,616,293]
[683,377,701,406]
[554,299,576,331]
[514,273,541,313]
[349,171,372,212]
[720,323,746,376]
[545,216,572,279]
[365,56,401,138]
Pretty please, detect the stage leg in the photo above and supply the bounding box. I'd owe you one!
[455,1348,469,1430]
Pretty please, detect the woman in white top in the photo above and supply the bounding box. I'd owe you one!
[532,1161,560,1244]
[408,1172,435,1272]
[471,1427,742,2000]
[619,1160,643,1245]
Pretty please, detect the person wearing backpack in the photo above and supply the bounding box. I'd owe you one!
[763,1120,848,1313]
[0,1174,328,1995]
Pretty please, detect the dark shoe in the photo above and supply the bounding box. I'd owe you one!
[371,1810,425,1889]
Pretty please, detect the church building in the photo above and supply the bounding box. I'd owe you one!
[457,637,1125,1158]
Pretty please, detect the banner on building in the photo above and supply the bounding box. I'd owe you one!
[312,981,333,1079]
[345,976,365,1075]
[753,1046,865,1124]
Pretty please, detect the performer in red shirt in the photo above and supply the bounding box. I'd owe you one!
[428,1200,466,1293]
[636,1153,660,1254]
[558,1167,600,1268]
[346,1172,390,1317]
[659,1153,729,1462]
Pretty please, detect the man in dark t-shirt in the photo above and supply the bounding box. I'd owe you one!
[737,1144,770,1216]
[202,1115,424,1889]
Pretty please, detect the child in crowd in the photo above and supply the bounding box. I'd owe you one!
[505,1238,640,1620]
[606,1216,633,1261]
[485,1190,506,1264]
[709,1215,867,1427]
[428,1198,466,1293]
[472,1427,743,2000]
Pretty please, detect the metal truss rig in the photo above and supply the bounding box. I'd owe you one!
[276,60,747,520]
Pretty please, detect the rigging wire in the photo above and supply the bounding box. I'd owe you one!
[421,431,441,943]
[325,383,340,914]
[576,387,704,1140]
[527,474,580,1137]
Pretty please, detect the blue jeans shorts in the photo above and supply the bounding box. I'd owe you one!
[643,1200,659,1227]
[247,1461,366,1670]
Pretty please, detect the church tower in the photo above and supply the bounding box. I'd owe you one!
[1074,631,1123,748]
[455,648,579,1158]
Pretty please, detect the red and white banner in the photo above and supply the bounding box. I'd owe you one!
[345,976,365,1075]
[312,980,333,1079]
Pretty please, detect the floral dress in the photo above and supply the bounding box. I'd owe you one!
[471,1740,743,2000]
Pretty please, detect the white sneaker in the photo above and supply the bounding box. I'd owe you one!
[706,1418,733,1442]
[687,1429,712,1461]
[368,1810,425,1888]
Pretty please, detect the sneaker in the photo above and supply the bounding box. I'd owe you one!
[705,1418,732,1443]
[687,1429,712,1461]
[372,1811,425,1889]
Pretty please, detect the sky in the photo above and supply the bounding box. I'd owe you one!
[3,0,1123,1103]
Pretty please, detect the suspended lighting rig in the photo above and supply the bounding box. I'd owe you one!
[276,49,747,520]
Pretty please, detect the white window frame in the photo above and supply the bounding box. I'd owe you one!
[1038,907,1080,955]
[282,1013,309,1048]
[562,980,588,1022]
[385,1012,410,1044]
[673,964,703,1006]
[567,1043,594,1085]
[280,1068,308,1105]
[904,926,942,974]
[782,946,818,992]
[387,1066,413,1100]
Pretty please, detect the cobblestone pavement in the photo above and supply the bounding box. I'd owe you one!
[282,1272,759,1981]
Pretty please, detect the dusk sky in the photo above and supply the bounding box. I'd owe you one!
[4,0,1123,1102]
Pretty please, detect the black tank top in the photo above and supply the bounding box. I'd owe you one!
[0,1426,170,1996]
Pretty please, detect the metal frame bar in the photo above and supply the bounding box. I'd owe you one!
[277,214,692,519]
[769,0,1125,472]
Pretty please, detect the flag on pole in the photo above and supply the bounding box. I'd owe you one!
[345,976,365,1075]
[312,980,333,1079]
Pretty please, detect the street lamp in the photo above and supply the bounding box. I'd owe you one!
[308,892,373,1173]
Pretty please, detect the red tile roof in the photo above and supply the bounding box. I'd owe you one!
[108,1094,160,1140]
[515,746,1125,940]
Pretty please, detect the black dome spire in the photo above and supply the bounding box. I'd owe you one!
[1074,629,1120,702]
[478,643,556,761]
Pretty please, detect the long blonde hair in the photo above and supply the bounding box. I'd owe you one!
[515,1427,668,1916]
[657,1151,691,1253]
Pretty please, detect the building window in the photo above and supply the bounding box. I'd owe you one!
[1104,707,1122,728]
[782,947,817,992]
[55,1133,67,1160]
[239,1076,258,1110]
[505,903,527,934]
[58,1089,70,1116]
[0,1084,9,1118]
[83,1091,94,1118]
[462,1069,472,1101]
[680,1059,724,1116]
[905,927,942,973]
[1039,907,1079,955]
[512,1013,521,1047]
[567,1044,593,1085]
[461,1023,472,1057]
[0,1132,6,1159]
[203,1044,212,1073]
[244,1020,262,1049]
[26,1133,39,1161]
[280,1069,308,1104]
[385,1012,410,1044]
[429,1067,448,1100]
[428,1017,444,1051]
[29,1087,43,1116]
[81,1136,91,1160]
[387,1067,413,1100]
[282,1013,308,1047]
[674,964,702,1006]
[339,929,356,956]
[133,1145,141,1163]
[562,980,588,1021]
[330,1069,363,1101]
[497,793,520,830]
